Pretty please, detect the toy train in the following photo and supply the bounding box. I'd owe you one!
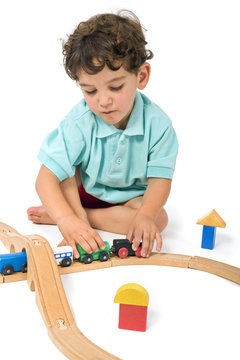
[0,252,28,275]
[0,239,142,275]
[77,239,142,264]
[0,246,73,275]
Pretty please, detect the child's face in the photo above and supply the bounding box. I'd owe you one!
[78,64,150,129]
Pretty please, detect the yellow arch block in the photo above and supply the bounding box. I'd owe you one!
[114,283,149,306]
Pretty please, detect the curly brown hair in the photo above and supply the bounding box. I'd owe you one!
[62,10,153,80]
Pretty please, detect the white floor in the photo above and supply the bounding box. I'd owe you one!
[0,216,239,360]
[0,1,240,359]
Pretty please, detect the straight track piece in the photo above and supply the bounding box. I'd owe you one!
[110,253,192,268]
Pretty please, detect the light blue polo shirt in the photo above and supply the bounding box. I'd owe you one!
[38,91,178,203]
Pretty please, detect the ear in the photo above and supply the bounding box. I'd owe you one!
[137,63,151,90]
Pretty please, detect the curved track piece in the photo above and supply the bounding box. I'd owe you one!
[189,256,240,284]
[0,222,239,360]
[0,222,28,253]
[0,223,121,360]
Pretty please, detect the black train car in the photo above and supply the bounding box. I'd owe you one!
[111,239,142,258]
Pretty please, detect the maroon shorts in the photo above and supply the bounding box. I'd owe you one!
[78,184,117,209]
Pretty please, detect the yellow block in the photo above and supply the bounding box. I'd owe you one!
[114,283,149,306]
[197,209,226,228]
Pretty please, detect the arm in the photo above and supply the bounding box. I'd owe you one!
[127,178,171,257]
[59,174,88,221]
[36,165,105,258]
[137,178,171,218]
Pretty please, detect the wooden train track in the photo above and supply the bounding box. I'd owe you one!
[0,222,239,360]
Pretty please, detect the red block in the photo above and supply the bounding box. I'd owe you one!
[118,304,147,332]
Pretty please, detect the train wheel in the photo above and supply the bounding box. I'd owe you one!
[135,247,142,258]
[99,252,109,262]
[61,257,72,267]
[118,247,129,258]
[83,254,93,264]
[2,265,14,275]
[21,263,28,273]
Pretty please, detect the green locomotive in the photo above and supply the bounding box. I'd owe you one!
[77,241,110,264]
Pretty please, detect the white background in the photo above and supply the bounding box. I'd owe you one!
[0,1,239,359]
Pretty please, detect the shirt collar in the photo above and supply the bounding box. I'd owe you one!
[95,91,144,138]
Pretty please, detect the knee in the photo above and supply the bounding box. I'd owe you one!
[156,208,168,233]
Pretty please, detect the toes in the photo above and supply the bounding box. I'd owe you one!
[27,207,42,223]
[27,207,35,216]
[26,205,55,225]
[28,215,42,224]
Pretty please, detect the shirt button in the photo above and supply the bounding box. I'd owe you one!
[116,157,122,164]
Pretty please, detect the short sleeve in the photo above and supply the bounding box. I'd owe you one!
[38,119,85,181]
[147,125,178,179]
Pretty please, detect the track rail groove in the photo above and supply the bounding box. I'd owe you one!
[0,222,239,360]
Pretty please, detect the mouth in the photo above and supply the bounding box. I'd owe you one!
[103,110,114,115]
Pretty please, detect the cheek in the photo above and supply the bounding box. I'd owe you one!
[117,92,135,111]
[85,98,97,112]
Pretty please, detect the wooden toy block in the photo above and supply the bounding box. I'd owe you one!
[114,283,149,306]
[201,226,216,250]
[197,209,226,228]
[114,283,149,332]
[197,210,226,249]
[118,304,148,332]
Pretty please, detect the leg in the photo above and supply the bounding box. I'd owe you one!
[28,168,168,236]
[27,167,83,224]
[86,197,168,235]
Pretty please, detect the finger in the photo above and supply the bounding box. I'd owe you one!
[57,238,80,259]
[141,230,150,257]
[147,231,155,257]
[156,232,162,252]
[93,231,106,250]
[57,239,68,247]
[84,233,100,253]
[76,235,93,255]
[127,228,133,243]
[72,243,80,259]
[132,230,142,251]
[64,240,80,259]
[145,232,153,257]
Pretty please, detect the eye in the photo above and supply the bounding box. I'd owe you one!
[85,89,97,95]
[110,84,124,91]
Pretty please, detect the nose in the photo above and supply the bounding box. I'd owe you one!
[98,92,112,108]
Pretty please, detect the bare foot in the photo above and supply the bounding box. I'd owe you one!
[27,206,56,225]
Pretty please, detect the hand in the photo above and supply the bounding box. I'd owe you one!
[127,214,162,257]
[56,214,105,259]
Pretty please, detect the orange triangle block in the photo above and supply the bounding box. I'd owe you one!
[197,209,226,228]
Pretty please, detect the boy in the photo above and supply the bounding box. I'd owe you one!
[27,11,178,259]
